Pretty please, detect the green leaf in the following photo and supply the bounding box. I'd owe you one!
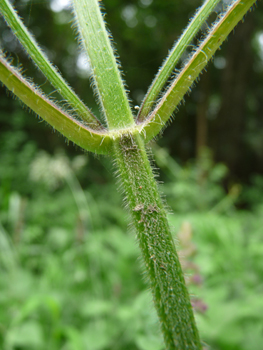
[6,321,44,348]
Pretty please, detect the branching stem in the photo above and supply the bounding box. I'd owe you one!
[0,0,259,348]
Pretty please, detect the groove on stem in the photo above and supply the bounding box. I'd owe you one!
[113,133,202,350]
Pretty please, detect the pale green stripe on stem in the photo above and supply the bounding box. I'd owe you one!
[139,0,257,143]
[73,0,134,130]
[138,0,221,122]
[113,132,202,350]
[0,54,112,154]
[0,0,101,128]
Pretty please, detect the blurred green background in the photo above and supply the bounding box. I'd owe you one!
[1,0,263,349]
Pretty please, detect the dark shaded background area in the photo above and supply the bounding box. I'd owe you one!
[1,0,263,188]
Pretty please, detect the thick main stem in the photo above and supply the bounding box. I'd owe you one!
[113,133,201,350]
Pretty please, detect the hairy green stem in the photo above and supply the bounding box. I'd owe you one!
[138,0,221,122]
[0,53,112,154]
[113,133,202,350]
[139,0,257,142]
[0,0,101,128]
[0,0,258,347]
[73,0,134,130]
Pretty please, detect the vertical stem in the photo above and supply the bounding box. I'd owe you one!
[73,0,134,130]
[113,133,202,350]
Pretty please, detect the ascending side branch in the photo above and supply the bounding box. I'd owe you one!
[139,0,258,142]
[138,0,222,122]
[113,133,202,350]
[0,53,112,154]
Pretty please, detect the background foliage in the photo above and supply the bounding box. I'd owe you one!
[1,0,263,349]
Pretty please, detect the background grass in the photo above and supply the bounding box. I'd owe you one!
[1,145,263,350]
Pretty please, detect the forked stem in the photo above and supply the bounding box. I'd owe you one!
[113,133,202,350]
[0,0,258,348]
